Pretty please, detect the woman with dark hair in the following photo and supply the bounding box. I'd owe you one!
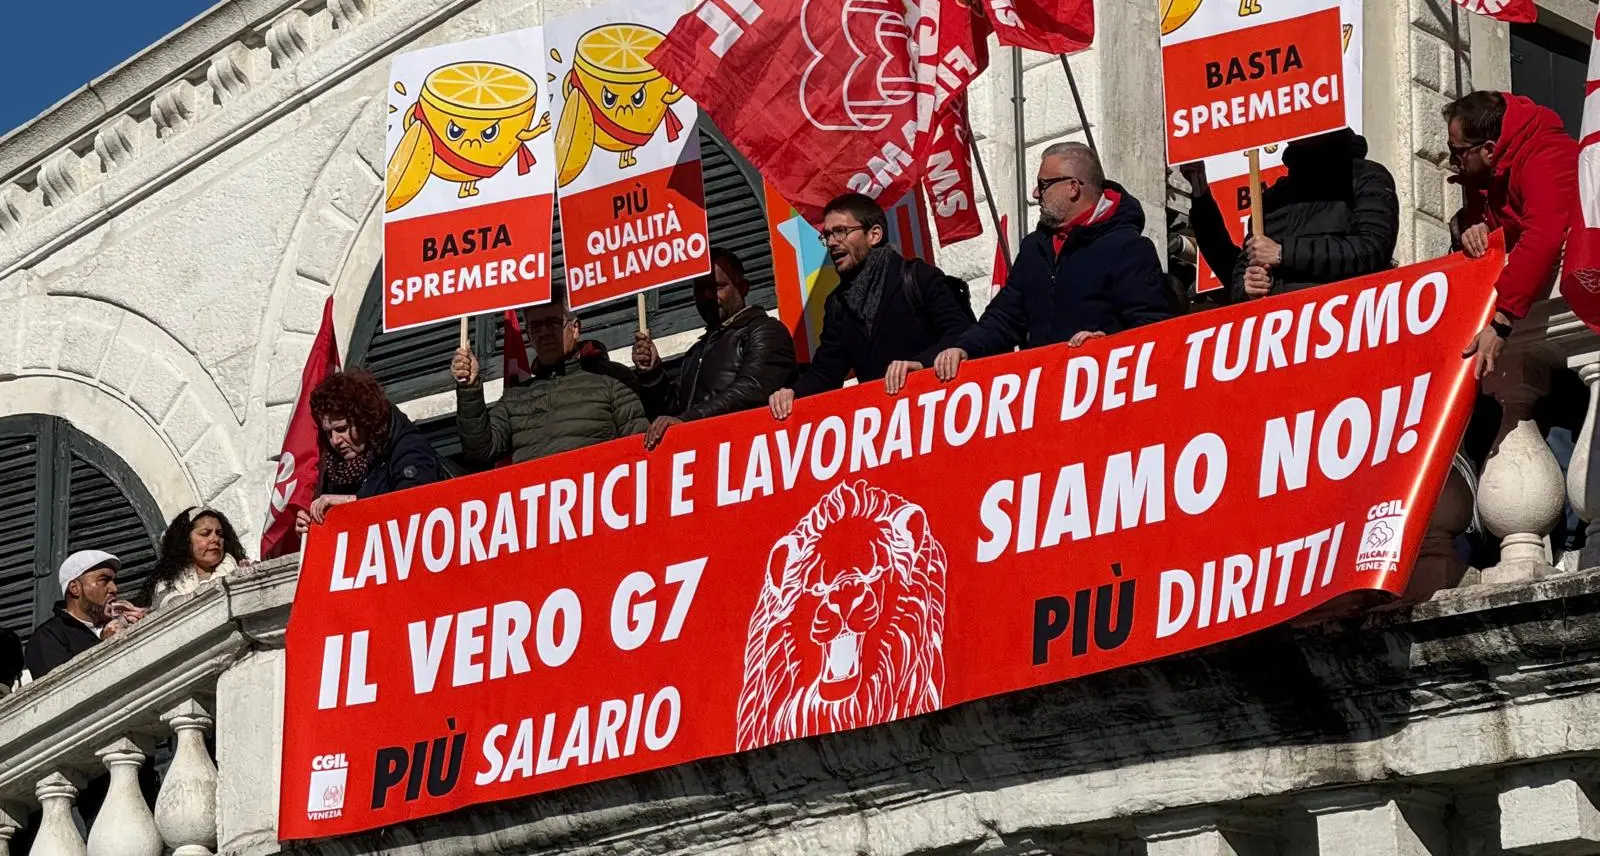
[296,369,444,531]
[148,507,251,610]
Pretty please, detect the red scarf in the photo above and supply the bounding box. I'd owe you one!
[565,70,684,148]
[412,102,536,179]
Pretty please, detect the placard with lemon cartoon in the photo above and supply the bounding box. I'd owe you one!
[381,28,559,332]
[545,0,712,312]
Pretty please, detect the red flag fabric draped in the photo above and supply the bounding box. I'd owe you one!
[502,309,532,387]
[1560,8,1600,333]
[991,214,1011,295]
[648,0,992,224]
[1452,0,1536,23]
[981,0,1094,54]
[924,95,983,246]
[260,298,341,561]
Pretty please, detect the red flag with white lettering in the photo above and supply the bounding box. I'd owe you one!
[981,0,1094,54]
[924,95,983,247]
[1559,7,1600,333]
[648,0,990,223]
[1452,0,1536,23]
[992,214,1011,295]
[261,298,341,561]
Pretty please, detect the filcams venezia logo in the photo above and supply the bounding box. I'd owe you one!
[1355,499,1407,573]
[307,753,350,820]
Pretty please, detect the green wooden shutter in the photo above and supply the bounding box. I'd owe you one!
[0,416,163,640]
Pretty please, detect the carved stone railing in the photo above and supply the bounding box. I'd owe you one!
[0,559,295,856]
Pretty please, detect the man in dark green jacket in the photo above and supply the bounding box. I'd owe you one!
[452,302,648,465]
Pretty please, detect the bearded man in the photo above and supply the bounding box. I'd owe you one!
[933,142,1173,382]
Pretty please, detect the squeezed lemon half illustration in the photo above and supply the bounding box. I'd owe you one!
[554,23,686,187]
[1161,0,1203,35]
[385,61,552,213]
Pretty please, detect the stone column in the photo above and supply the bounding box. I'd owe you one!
[216,649,285,855]
[86,739,161,856]
[154,700,218,856]
[1478,352,1565,584]
[1135,809,1277,856]
[1566,362,1600,573]
[1498,768,1600,854]
[1300,789,1448,855]
[29,773,85,856]
[0,806,19,856]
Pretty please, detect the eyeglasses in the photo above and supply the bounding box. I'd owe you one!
[526,317,570,332]
[1034,175,1083,198]
[817,225,867,245]
[1447,139,1488,162]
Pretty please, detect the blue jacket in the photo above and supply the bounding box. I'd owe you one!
[959,184,1173,357]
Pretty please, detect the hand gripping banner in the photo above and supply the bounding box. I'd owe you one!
[280,246,1500,840]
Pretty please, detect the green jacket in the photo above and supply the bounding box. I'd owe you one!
[456,354,648,465]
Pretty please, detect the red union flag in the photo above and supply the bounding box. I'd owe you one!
[924,95,983,246]
[261,298,341,561]
[981,0,1093,54]
[649,0,989,222]
[280,246,1500,839]
[1453,0,1536,23]
[1560,8,1600,332]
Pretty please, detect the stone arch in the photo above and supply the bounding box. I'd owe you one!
[0,294,248,536]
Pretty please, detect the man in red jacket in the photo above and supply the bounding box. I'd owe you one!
[1444,91,1578,378]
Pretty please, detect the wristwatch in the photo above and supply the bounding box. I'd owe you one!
[1491,318,1514,339]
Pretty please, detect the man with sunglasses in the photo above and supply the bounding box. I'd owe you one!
[768,193,975,418]
[933,142,1171,382]
[1443,91,1578,379]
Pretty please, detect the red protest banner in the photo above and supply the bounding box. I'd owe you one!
[280,246,1499,840]
[1162,4,1346,165]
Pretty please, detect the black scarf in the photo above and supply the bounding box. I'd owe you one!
[322,449,376,494]
[840,246,897,327]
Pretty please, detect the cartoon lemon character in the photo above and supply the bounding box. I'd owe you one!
[1161,0,1203,35]
[385,61,552,213]
[554,23,686,187]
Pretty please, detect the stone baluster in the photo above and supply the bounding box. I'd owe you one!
[154,700,218,856]
[29,773,85,856]
[0,806,19,856]
[1478,352,1566,584]
[85,739,160,856]
[1567,361,1600,573]
[1409,455,1475,600]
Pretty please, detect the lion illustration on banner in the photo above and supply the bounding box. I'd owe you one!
[735,480,948,751]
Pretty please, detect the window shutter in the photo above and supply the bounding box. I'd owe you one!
[0,431,40,638]
[65,455,160,607]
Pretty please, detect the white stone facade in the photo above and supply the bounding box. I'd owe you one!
[4,0,1600,854]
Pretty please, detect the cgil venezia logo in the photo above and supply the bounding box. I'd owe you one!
[1355,499,1407,573]
[306,753,349,821]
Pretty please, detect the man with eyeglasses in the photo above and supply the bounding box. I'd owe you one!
[1443,90,1578,379]
[933,142,1171,382]
[768,193,975,418]
[452,299,648,464]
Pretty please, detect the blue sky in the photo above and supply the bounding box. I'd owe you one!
[0,0,219,138]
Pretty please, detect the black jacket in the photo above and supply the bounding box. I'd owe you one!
[639,305,797,420]
[1192,131,1399,303]
[959,183,1172,357]
[793,252,974,396]
[1,626,23,687]
[322,407,445,499]
[25,603,102,679]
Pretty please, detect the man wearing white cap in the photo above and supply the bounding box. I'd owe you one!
[24,550,146,679]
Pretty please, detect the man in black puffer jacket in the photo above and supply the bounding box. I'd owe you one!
[1187,128,1398,303]
[633,248,796,449]
[935,142,1172,379]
